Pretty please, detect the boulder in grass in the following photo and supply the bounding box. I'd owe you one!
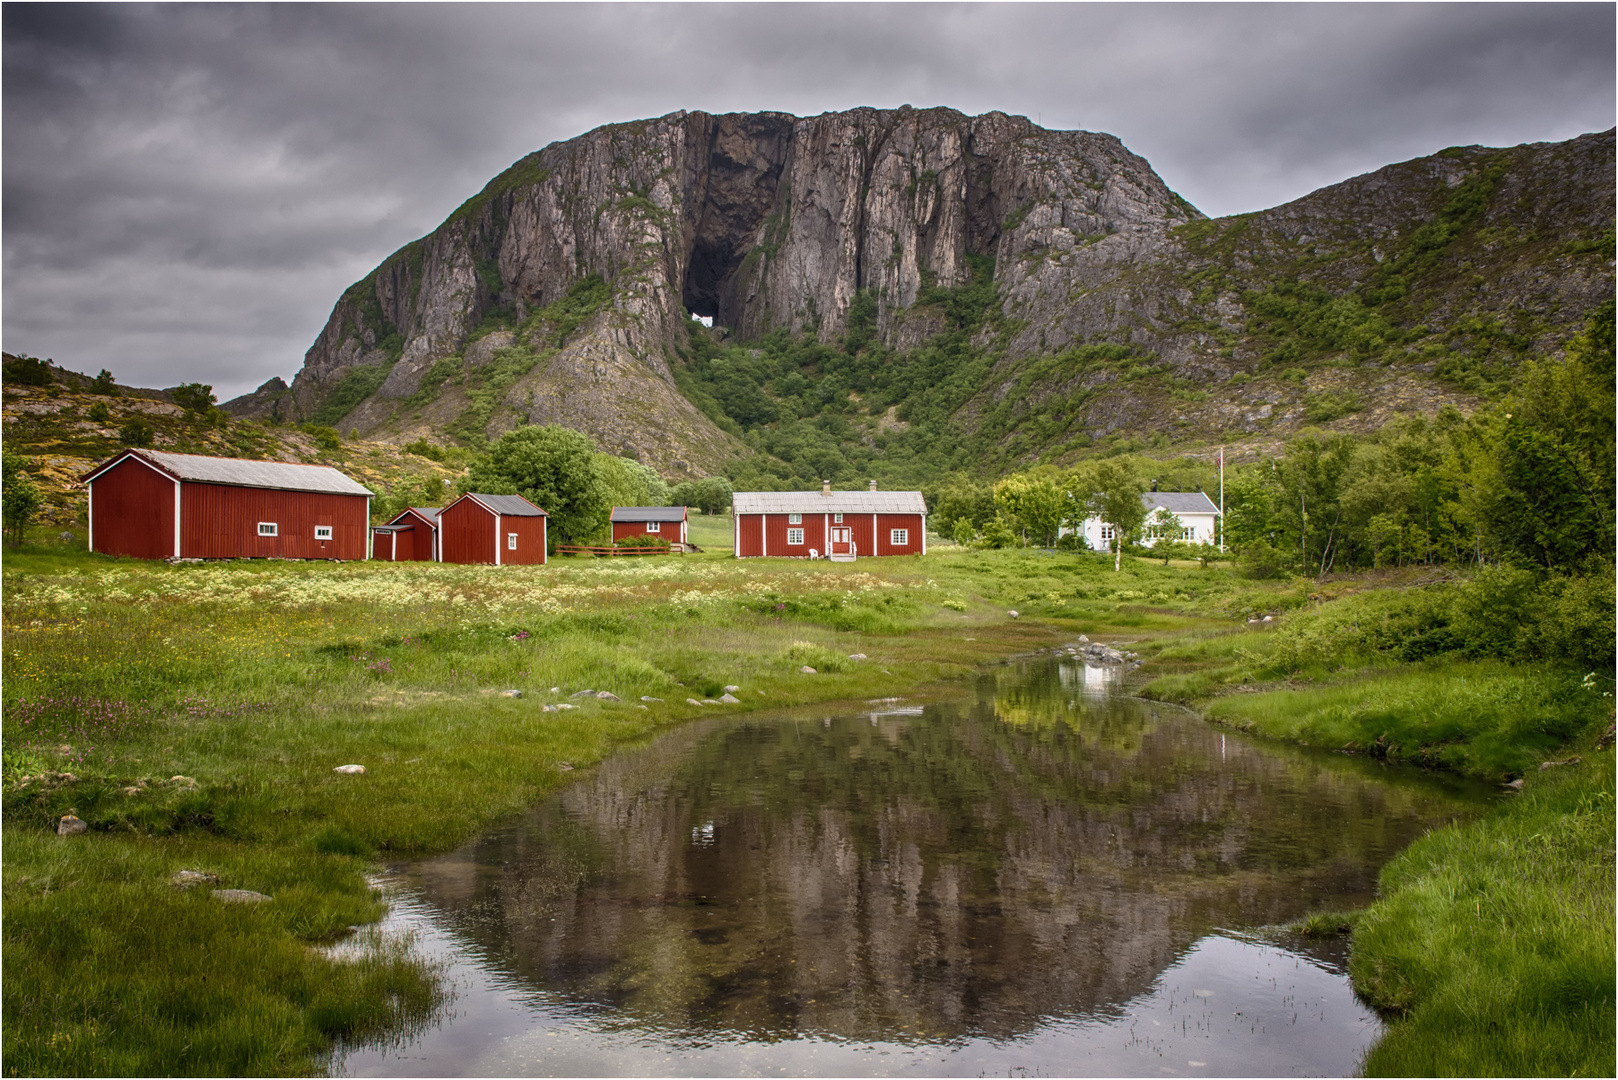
[569,689,595,698]
[556,762,574,772]
[687,698,706,706]
[57,814,87,836]
[169,775,198,789]
[718,694,741,704]
[171,869,220,890]
[556,703,576,711]
[799,666,817,675]
[501,689,523,698]
[701,698,723,706]
[723,685,740,693]
[541,704,557,713]
[640,696,664,703]
[595,691,621,701]
[212,889,272,904]
[848,653,867,661]
[333,764,366,775]
[1007,610,1019,619]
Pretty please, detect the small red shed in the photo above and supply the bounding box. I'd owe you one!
[733,482,927,560]
[82,448,372,561]
[372,507,441,562]
[439,493,548,565]
[610,506,688,546]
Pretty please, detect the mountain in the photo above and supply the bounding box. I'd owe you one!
[224,108,1614,480]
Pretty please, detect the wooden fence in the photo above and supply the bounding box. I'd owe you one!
[555,544,681,557]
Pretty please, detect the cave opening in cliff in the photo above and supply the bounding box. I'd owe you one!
[682,234,733,325]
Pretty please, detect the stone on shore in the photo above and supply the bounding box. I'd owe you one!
[718,693,741,704]
[595,691,621,701]
[212,889,272,904]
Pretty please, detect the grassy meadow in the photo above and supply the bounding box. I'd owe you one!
[2,534,1610,1075]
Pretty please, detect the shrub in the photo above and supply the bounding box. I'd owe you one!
[1235,541,1287,579]
[3,355,52,386]
[299,424,342,452]
[91,368,119,396]
[118,418,155,448]
[87,402,112,423]
[615,534,670,551]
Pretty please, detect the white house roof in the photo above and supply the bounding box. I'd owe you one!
[84,448,372,496]
[611,506,688,523]
[733,490,927,515]
[1143,492,1220,515]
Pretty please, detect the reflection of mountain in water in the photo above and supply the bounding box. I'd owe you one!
[405,659,1482,1043]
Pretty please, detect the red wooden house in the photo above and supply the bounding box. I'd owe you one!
[610,506,688,545]
[439,493,548,565]
[81,448,372,561]
[733,482,927,560]
[372,507,441,562]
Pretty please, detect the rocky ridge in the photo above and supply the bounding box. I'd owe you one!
[225,110,1614,474]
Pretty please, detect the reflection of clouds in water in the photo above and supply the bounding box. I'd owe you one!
[1058,658,1122,697]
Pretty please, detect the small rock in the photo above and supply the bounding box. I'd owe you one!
[1262,615,1273,623]
[687,698,706,706]
[636,704,648,710]
[500,689,523,698]
[723,685,740,693]
[595,691,621,701]
[1503,778,1525,791]
[848,653,867,661]
[1077,635,1089,643]
[333,764,366,775]
[541,704,557,713]
[799,666,817,674]
[171,869,220,889]
[569,689,595,698]
[640,696,664,703]
[556,762,574,771]
[556,703,576,710]
[550,686,560,693]
[1007,610,1019,619]
[701,698,723,706]
[57,814,87,836]
[57,531,75,542]
[718,694,741,704]
[212,889,272,904]
[1539,756,1583,771]
[168,775,197,789]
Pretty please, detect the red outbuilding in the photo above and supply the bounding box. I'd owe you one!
[438,493,548,565]
[733,482,927,560]
[610,506,688,546]
[81,448,372,561]
[372,507,441,562]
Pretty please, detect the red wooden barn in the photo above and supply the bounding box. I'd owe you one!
[610,506,688,545]
[372,507,441,562]
[439,493,548,565]
[733,482,927,560]
[81,448,372,561]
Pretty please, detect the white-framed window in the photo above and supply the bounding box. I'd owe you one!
[1100,524,1115,542]
[833,513,843,523]
[890,528,908,546]
[507,532,518,550]
[257,522,278,537]
[314,525,333,541]
[646,521,660,533]
[788,513,802,525]
[787,528,805,546]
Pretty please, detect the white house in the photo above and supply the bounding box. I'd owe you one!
[1065,491,1221,549]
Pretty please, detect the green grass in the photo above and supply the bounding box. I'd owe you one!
[1204,661,1597,780]
[1354,757,1614,1076]
[2,540,1609,1074]
[684,510,733,551]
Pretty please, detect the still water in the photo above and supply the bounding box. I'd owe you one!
[337,655,1489,1077]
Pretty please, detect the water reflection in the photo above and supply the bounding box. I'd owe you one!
[339,657,1488,1076]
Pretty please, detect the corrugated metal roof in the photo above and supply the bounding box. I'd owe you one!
[463,493,547,517]
[610,506,688,523]
[86,449,372,496]
[733,490,927,515]
[1143,492,1220,515]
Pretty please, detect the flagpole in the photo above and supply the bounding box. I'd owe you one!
[1218,446,1225,554]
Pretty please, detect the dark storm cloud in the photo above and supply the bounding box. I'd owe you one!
[4,3,1612,398]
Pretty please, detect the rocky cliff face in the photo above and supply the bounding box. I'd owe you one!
[228,109,1612,475]
[228,107,1199,473]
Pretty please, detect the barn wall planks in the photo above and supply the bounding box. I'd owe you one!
[89,456,177,560]
[180,484,368,560]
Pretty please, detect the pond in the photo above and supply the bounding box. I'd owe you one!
[336,653,1491,1077]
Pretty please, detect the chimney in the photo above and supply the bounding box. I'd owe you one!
[868,479,878,492]
[821,480,831,496]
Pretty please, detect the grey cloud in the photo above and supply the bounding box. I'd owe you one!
[4,3,1612,398]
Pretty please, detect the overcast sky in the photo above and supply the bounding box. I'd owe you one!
[4,3,1612,399]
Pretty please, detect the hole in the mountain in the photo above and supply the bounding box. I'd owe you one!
[682,236,730,323]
